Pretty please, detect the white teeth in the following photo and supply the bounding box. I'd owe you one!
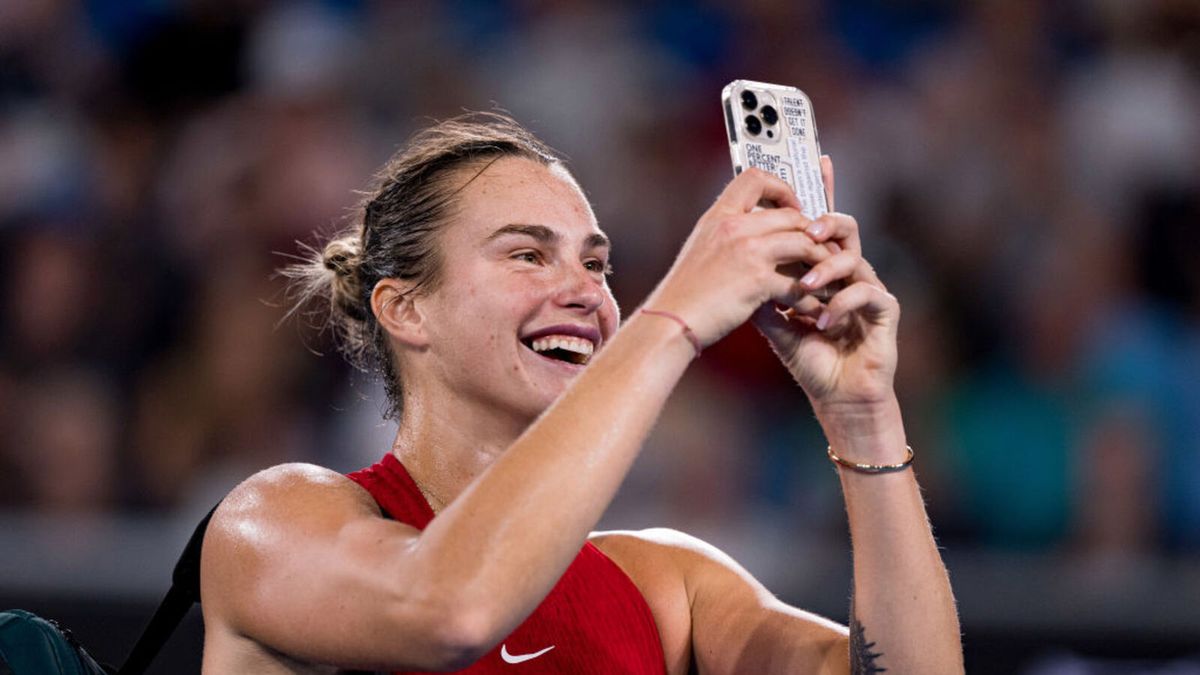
[529,334,595,357]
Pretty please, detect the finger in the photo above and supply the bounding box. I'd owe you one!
[831,250,884,289]
[717,168,803,214]
[763,230,833,267]
[791,294,825,317]
[815,281,898,333]
[798,250,889,292]
[806,212,862,254]
[766,268,846,311]
[795,244,888,295]
[772,294,825,323]
[766,272,813,309]
[737,206,812,237]
[820,154,835,212]
[797,250,860,293]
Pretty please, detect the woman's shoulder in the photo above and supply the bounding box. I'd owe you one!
[200,463,388,610]
[590,527,727,562]
[199,464,427,667]
[589,527,765,599]
[216,463,379,523]
[202,464,382,573]
[588,528,710,601]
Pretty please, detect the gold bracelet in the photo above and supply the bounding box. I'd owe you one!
[827,445,914,474]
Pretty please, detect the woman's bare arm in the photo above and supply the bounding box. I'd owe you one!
[824,401,962,674]
[201,313,692,670]
[745,156,963,673]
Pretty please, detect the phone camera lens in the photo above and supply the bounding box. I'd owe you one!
[745,115,762,136]
[760,105,778,125]
[740,90,758,110]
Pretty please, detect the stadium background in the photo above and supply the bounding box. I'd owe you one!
[1,1,1198,672]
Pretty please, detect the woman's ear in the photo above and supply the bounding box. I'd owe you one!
[371,279,430,349]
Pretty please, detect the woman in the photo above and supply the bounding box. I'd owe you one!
[199,113,963,673]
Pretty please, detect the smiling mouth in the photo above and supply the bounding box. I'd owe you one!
[520,335,595,366]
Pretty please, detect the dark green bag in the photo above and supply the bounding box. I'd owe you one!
[0,505,217,674]
[0,610,111,674]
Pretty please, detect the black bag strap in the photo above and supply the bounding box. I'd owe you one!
[117,503,220,675]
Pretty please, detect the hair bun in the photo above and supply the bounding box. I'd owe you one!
[322,236,368,321]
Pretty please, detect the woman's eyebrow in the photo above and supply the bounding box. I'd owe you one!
[488,223,557,243]
[487,223,611,251]
[585,233,611,251]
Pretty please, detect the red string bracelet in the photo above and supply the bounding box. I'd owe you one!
[640,308,703,358]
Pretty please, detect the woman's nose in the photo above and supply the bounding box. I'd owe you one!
[554,263,604,312]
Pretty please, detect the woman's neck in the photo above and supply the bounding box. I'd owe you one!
[389,394,531,513]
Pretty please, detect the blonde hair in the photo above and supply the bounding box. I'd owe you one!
[282,112,563,419]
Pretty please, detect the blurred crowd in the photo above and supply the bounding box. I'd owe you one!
[1,0,1198,572]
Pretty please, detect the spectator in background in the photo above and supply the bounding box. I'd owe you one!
[8,368,118,513]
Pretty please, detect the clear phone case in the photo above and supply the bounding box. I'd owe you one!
[722,80,827,219]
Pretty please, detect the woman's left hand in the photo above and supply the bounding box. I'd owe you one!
[752,156,900,414]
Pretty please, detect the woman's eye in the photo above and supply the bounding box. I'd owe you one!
[584,260,613,275]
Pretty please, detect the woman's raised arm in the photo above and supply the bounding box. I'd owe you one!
[201,167,833,671]
[749,156,964,673]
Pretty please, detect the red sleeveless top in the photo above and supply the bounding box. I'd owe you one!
[346,453,668,675]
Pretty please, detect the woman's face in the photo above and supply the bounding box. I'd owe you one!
[411,156,620,421]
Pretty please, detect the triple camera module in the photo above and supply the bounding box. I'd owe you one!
[740,89,778,139]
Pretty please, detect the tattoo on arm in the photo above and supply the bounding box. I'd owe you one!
[849,590,886,674]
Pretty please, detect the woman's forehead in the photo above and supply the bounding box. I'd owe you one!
[453,157,604,242]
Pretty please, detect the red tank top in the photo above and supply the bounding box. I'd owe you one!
[346,453,668,675]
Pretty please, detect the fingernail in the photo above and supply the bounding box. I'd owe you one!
[809,222,826,237]
[816,311,830,330]
[800,271,818,288]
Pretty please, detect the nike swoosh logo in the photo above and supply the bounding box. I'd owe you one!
[500,643,555,664]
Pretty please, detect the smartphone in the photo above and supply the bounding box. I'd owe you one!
[721,80,827,219]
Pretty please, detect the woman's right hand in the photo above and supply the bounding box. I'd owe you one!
[643,168,827,347]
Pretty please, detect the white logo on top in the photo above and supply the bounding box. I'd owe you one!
[500,643,555,664]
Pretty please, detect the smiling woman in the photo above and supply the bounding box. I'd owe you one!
[279,114,575,422]
[198,112,963,674]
